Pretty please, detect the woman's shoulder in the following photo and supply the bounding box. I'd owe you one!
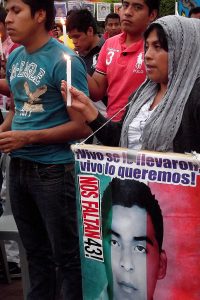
[187,77,200,105]
[192,77,200,90]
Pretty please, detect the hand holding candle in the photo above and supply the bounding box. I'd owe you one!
[64,54,71,106]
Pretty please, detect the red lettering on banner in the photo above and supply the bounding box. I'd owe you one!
[79,175,103,260]
[79,176,99,198]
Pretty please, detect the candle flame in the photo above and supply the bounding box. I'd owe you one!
[64,54,71,61]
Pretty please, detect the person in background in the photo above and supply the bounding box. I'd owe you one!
[50,22,75,50]
[188,6,200,18]
[0,6,18,109]
[0,0,91,299]
[59,11,75,50]
[103,13,121,40]
[54,22,63,38]
[0,6,18,58]
[66,9,107,118]
[61,15,200,154]
[87,0,159,121]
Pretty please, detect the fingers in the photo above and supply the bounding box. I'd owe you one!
[61,80,67,102]
[0,139,11,153]
[61,80,67,93]
[61,80,89,103]
[70,85,85,99]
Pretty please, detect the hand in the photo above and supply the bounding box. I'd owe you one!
[51,28,58,38]
[61,80,98,122]
[0,131,28,153]
[0,54,7,79]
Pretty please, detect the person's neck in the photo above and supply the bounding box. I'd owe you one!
[160,82,168,94]
[150,83,168,110]
[125,31,143,46]
[90,34,100,50]
[80,35,100,56]
[24,31,50,54]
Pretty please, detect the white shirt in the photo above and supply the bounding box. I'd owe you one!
[128,99,155,150]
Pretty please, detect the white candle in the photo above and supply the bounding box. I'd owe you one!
[0,34,4,60]
[64,54,71,106]
[61,18,67,46]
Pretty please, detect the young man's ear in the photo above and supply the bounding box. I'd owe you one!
[149,9,158,23]
[36,9,47,25]
[158,250,167,280]
[87,26,94,36]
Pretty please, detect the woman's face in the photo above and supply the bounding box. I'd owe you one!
[144,29,168,86]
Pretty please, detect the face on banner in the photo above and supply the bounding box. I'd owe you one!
[102,179,167,300]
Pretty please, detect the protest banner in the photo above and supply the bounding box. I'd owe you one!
[72,144,200,300]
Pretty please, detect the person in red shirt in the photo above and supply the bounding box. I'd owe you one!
[88,0,160,121]
[103,13,121,40]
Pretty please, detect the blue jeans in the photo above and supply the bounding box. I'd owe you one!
[9,157,82,300]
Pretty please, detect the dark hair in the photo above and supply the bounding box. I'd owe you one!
[66,9,97,34]
[21,0,55,31]
[145,0,160,14]
[144,23,168,52]
[102,178,164,252]
[105,13,120,24]
[0,6,7,25]
[67,10,73,17]
[189,6,200,17]
[122,0,160,15]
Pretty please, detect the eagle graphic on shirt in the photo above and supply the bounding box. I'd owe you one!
[20,81,47,117]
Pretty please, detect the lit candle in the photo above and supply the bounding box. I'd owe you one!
[64,54,71,106]
[0,34,4,60]
[61,18,67,46]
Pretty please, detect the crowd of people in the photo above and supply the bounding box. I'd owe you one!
[0,0,200,299]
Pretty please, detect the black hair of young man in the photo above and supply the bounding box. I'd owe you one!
[102,178,164,252]
[121,0,160,15]
[105,13,120,25]
[189,6,200,17]
[18,0,55,31]
[66,9,98,35]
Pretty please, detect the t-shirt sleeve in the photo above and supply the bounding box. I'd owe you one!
[6,53,13,90]
[71,55,89,96]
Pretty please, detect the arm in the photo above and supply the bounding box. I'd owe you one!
[174,77,200,153]
[87,41,108,101]
[0,79,11,97]
[0,96,15,132]
[61,81,122,146]
[87,71,108,102]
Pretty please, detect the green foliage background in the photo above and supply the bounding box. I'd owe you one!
[159,0,175,17]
